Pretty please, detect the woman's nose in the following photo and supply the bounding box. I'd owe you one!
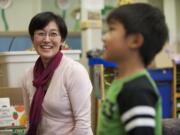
[43,34,51,42]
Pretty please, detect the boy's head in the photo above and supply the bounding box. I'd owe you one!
[105,3,168,66]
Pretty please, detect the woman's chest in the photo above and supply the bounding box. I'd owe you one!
[28,77,72,118]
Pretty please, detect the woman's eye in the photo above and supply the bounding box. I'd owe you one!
[38,32,45,36]
[50,32,58,37]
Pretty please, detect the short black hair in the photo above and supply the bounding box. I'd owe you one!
[107,3,169,66]
[28,11,67,41]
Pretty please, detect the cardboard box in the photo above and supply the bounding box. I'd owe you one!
[0,87,23,106]
[0,87,27,133]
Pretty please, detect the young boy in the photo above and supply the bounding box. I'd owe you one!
[97,3,168,135]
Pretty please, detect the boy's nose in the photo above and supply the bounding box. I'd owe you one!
[102,34,107,42]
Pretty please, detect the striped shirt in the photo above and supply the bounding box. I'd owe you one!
[97,70,162,135]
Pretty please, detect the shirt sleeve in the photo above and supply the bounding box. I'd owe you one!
[66,62,93,135]
[21,69,31,123]
[117,86,158,135]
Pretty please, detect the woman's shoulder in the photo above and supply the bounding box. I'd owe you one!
[20,66,34,86]
[61,55,88,75]
[62,55,85,69]
[22,66,34,78]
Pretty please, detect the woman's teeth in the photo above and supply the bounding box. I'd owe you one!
[40,45,52,49]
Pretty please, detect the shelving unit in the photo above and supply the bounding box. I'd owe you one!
[90,64,104,134]
[89,57,173,120]
[172,61,180,118]
[89,58,117,134]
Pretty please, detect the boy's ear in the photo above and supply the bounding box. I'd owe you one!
[128,33,144,49]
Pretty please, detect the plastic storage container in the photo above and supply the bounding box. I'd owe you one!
[148,68,173,118]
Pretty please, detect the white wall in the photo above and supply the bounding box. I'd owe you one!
[0,0,41,31]
[176,0,180,50]
[135,0,148,3]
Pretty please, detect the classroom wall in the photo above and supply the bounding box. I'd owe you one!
[0,0,179,59]
[42,0,81,32]
[176,0,180,51]
[0,0,41,31]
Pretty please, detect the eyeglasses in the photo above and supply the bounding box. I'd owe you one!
[34,30,60,40]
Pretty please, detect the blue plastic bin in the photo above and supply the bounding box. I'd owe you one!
[157,82,172,118]
[148,68,173,118]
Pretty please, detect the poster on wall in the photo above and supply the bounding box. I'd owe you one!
[0,0,12,31]
[56,0,69,10]
[0,0,12,9]
[41,0,117,32]
[82,0,104,10]
[56,0,82,32]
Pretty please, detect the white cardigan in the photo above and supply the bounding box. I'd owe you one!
[21,55,93,135]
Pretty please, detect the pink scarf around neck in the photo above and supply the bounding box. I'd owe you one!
[26,52,63,135]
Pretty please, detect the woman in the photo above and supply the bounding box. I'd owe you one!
[21,11,93,135]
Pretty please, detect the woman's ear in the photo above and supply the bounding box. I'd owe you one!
[128,33,144,49]
[59,40,65,50]
[59,45,62,50]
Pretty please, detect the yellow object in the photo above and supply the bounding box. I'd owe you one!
[117,0,134,5]
[19,113,27,126]
[10,105,27,126]
[81,20,102,29]
[26,46,35,51]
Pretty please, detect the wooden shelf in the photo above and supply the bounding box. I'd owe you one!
[173,61,180,118]
[0,31,80,37]
[0,125,26,130]
[0,31,28,36]
[176,93,180,98]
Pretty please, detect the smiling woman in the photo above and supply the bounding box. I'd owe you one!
[32,21,63,67]
[21,11,93,135]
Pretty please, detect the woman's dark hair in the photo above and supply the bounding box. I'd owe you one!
[107,3,169,66]
[28,11,67,41]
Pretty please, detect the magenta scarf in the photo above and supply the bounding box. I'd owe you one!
[26,52,63,135]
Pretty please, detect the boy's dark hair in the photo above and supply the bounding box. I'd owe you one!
[107,3,169,66]
[28,11,67,41]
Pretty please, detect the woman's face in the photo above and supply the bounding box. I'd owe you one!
[32,21,63,64]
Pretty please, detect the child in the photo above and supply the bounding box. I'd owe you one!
[97,3,168,135]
